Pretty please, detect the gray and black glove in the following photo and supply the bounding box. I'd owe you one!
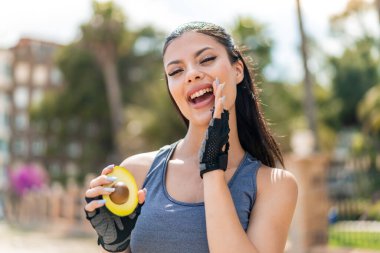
[85,197,142,252]
[199,109,230,178]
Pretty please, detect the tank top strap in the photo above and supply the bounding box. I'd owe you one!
[141,140,179,189]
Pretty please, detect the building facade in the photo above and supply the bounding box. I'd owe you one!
[0,49,13,191]
[7,38,64,173]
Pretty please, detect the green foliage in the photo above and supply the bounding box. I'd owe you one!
[30,44,113,182]
[328,0,380,128]
[118,26,165,104]
[330,0,376,40]
[329,229,380,250]
[56,45,110,120]
[368,201,380,220]
[334,199,371,220]
[229,16,340,152]
[30,3,179,181]
[229,17,303,151]
[26,0,380,188]
[259,80,341,152]
[330,37,379,127]
[358,84,380,133]
[142,81,187,149]
[230,16,273,77]
[117,25,187,151]
[80,1,126,48]
[259,82,302,151]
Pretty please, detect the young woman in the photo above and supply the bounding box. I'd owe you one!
[84,21,298,253]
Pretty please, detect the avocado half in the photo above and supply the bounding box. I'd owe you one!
[103,166,139,217]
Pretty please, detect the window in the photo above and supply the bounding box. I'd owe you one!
[31,138,46,156]
[51,67,62,86]
[0,113,10,129]
[0,139,9,164]
[31,42,56,62]
[15,62,30,84]
[67,141,81,158]
[49,162,61,177]
[65,162,78,177]
[32,64,48,86]
[2,151,9,163]
[14,86,29,109]
[0,93,9,113]
[13,138,28,156]
[0,165,6,188]
[0,113,4,125]
[14,113,29,131]
[0,139,7,152]
[4,114,9,126]
[0,53,12,85]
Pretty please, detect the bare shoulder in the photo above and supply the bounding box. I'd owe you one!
[256,165,298,198]
[120,151,159,171]
[247,165,298,251]
[119,150,159,189]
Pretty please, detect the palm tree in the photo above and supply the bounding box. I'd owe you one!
[358,85,380,133]
[80,1,127,160]
[377,0,380,38]
[358,84,380,170]
[295,0,319,151]
[376,0,380,22]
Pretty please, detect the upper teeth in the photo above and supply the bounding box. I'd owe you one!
[190,88,213,100]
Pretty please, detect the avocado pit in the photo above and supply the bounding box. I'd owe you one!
[110,181,130,205]
[103,166,138,216]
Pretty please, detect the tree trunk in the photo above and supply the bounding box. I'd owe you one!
[93,45,125,161]
[296,0,319,151]
[377,0,380,41]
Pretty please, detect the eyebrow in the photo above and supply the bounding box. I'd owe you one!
[166,46,213,68]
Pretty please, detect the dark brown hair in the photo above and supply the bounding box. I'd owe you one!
[163,21,284,168]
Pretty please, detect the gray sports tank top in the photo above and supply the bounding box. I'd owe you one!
[130,141,261,253]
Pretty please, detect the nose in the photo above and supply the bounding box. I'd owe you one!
[186,65,204,83]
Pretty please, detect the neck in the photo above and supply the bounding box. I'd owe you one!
[176,107,245,168]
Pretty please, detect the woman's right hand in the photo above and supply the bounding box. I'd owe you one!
[84,164,147,252]
[84,164,146,212]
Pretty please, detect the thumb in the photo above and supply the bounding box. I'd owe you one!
[137,188,147,204]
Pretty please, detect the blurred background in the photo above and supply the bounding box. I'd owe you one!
[0,0,379,252]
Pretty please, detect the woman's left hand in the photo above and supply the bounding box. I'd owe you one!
[198,78,230,178]
[212,78,226,119]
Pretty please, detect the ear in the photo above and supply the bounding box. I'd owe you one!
[234,59,244,84]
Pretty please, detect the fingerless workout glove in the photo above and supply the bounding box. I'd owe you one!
[199,109,230,178]
[85,197,142,252]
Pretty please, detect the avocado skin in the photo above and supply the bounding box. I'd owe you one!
[103,166,139,216]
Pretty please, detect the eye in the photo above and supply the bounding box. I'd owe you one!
[168,68,183,77]
[200,56,217,64]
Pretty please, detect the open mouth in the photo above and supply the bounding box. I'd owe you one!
[188,87,214,105]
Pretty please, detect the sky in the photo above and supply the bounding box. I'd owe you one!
[0,0,364,83]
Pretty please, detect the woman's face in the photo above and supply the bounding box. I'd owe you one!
[163,31,244,127]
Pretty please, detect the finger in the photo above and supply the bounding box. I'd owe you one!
[212,79,224,100]
[85,186,115,199]
[212,78,220,97]
[137,188,147,204]
[89,174,117,189]
[101,164,115,175]
[85,199,106,212]
[213,97,225,119]
[216,83,224,98]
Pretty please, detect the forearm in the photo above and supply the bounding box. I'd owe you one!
[203,170,258,253]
